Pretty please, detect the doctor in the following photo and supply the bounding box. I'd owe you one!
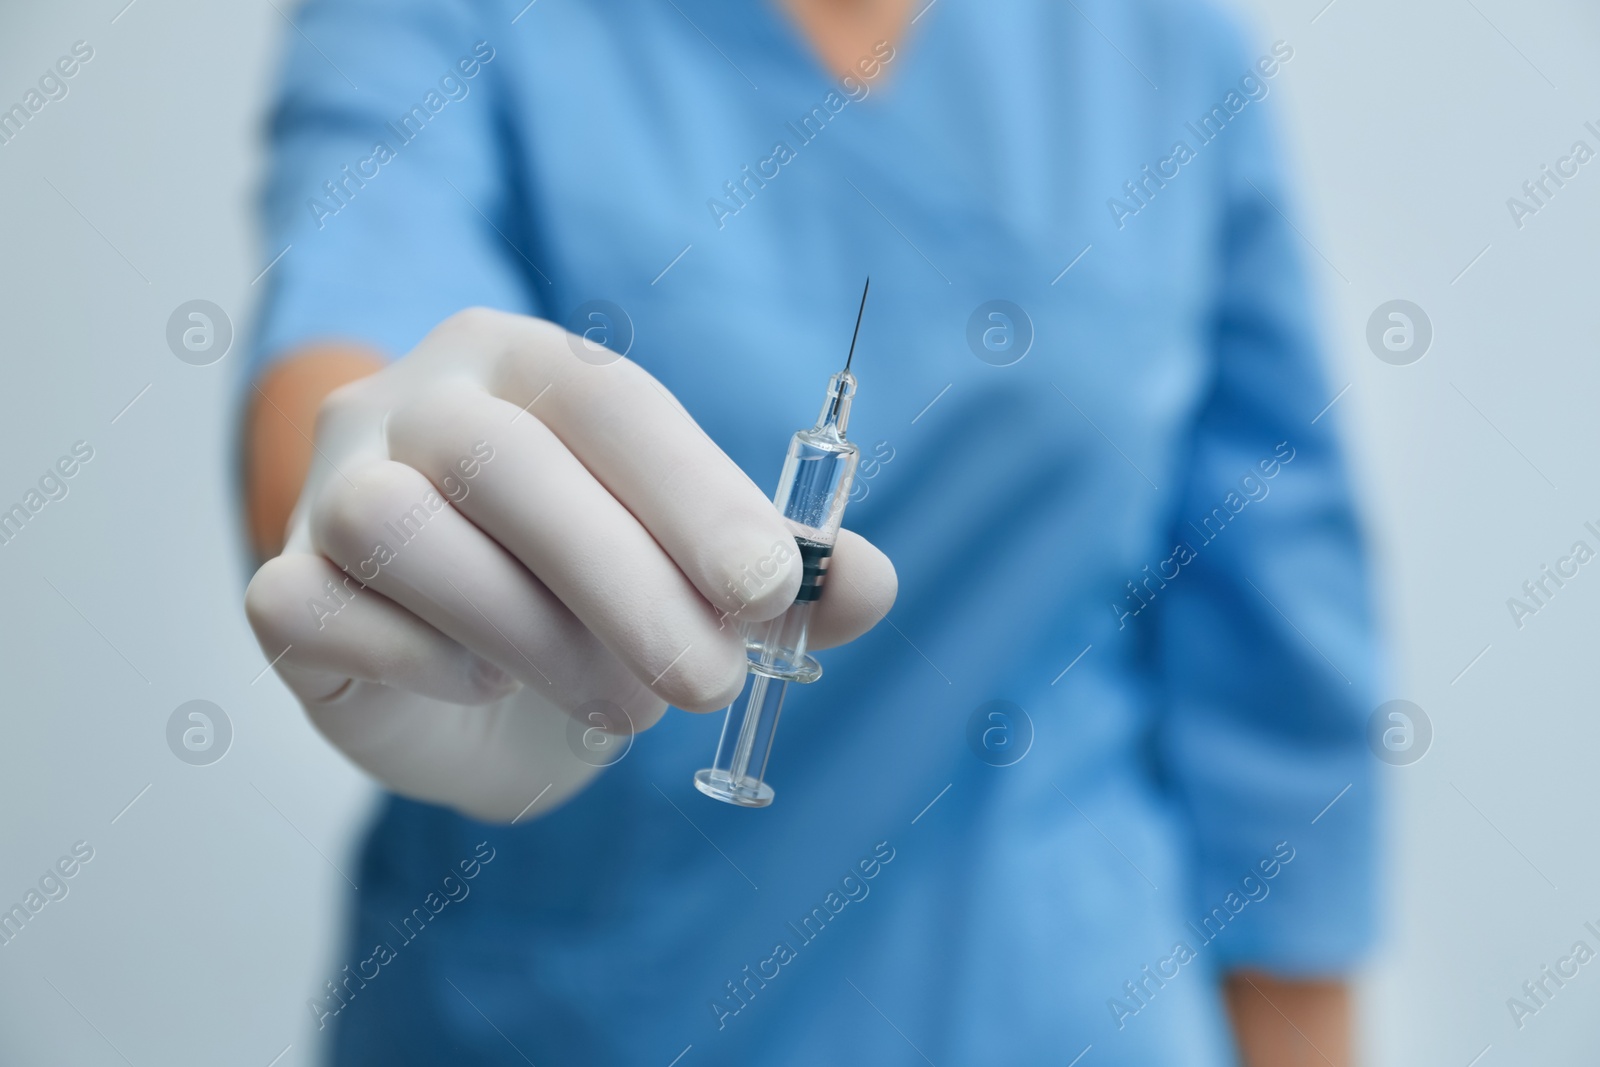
[244,0,1378,1063]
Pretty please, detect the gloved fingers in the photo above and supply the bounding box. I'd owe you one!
[304,682,604,823]
[385,383,748,713]
[309,459,663,726]
[245,552,518,707]
[806,528,899,651]
[277,377,399,560]
[412,309,802,620]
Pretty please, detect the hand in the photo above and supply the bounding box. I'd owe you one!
[245,308,897,822]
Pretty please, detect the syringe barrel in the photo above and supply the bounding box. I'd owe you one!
[693,370,860,809]
[697,670,789,807]
[742,382,860,676]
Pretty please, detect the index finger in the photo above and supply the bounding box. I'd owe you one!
[418,308,803,621]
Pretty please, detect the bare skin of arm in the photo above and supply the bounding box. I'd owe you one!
[1226,970,1353,1066]
[246,9,1359,1060]
[245,345,384,557]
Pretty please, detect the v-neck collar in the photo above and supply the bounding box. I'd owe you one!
[761,0,920,83]
[735,0,929,101]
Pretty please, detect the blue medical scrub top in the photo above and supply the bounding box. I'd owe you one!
[254,1,1380,1062]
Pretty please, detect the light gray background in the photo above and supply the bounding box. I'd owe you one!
[1,0,1596,1063]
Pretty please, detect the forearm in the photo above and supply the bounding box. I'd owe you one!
[1225,971,1353,1067]
[246,344,386,557]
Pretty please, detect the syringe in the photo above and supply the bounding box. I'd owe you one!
[693,281,870,808]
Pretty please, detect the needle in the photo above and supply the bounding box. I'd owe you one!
[843,277,869,375]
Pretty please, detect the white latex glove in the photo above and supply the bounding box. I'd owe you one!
[245,309,897,823]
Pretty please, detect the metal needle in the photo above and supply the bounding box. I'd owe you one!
[843,277,869,375]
